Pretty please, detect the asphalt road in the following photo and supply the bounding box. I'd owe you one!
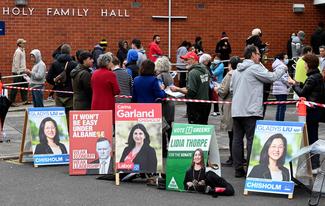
[0,102,323,206]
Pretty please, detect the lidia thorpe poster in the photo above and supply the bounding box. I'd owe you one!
[115,103,162,173]
[29,107,69,166]
[245,120,305,195]
[69,110,113,175]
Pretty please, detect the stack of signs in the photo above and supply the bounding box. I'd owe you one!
[29,107,69,166]
[69,111,113,175]
[115,103,162,173]
[245,120,306,197]
[166,123,220,192]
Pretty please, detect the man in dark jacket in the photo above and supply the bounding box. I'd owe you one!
[215,32,232,68]
[311,22,324,55]
[170,51,211,124]
[70,52,93,110]
[46,44,77,119]
[92,39,107,69]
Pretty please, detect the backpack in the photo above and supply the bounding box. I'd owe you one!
[53,62,69,86]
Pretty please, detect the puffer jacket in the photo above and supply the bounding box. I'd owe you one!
[293,69,325,103]
[272,59,290,95]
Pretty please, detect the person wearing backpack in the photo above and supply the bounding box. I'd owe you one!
[46,44,77,121]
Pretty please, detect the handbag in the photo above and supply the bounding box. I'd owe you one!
[54,62,69,86]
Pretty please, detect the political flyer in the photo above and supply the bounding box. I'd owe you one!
[69,110,113,175]
[29,107,69,166]
[166,123,220,192]
[245,120,305,196]
[115,103,162,173]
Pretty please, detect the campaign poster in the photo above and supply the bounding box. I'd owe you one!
[69,110,113,175]
[245,120,305,196]
[115,103,162,173]
[29,107,69,166]
[166,123,220,192]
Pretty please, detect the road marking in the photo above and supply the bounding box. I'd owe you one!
[5,159,23,165]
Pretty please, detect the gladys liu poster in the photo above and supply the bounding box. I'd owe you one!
[69,110,113,175]
[245,120,305,196]
[115,103,162,173]
[166,123,220,192]
[29,107,69,166]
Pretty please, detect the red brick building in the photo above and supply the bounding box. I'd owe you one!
[0,0,324,74]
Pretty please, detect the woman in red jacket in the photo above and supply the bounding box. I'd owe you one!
[91,53,120,114]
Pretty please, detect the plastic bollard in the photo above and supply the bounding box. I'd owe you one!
[297,97,307,122]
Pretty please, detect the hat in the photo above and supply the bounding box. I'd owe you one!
[99,39,108,47]
[180,52,199,61]
[251,28,262,36]
[78,52,92,64]
[17,38,26,45]
[221,32,228,38]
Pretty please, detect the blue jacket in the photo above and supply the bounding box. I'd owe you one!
[210,63,224,83]
[132,76,167,103]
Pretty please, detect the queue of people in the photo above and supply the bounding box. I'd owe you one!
[3,26,325,195]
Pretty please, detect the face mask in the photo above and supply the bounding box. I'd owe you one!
[284,59,289,65]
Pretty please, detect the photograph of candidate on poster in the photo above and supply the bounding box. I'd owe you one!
[86,137,113,175]
[247,130,303,181]
[34,117,68,155]
[116,122,162,173]
[29,107,69,166]
[247,133,290,181]
[31,116,69,156]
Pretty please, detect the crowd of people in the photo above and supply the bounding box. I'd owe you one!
[1,23,325,194]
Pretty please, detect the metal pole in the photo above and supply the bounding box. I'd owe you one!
[168,0,171,59]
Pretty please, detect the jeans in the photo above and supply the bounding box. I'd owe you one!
[275,94,287,121]
[177,68,187,88]
[9,73,28,103]
[307,107,320,169]
[31,85,44,107]
[232,116,260,170]
[187,102,211,125]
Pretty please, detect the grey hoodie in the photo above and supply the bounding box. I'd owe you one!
[231,59,285,117]
[30,49,46,87]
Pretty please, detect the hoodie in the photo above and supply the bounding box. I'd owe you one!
[70,64,92,110]
[231,59,285,117]
[272,59,290,95]
[126,49,139,79]
[187,63,210,100]
[29,49,46,88]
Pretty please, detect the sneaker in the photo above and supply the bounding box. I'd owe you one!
[312,168,320,175]
[221,159,233,167]
[211,112,218,116]
[11,103,20,107]
[47,96,54,101]
[235,168,246,178]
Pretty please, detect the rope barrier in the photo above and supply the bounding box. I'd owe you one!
[3,85,74,94]
[4,84,325,109]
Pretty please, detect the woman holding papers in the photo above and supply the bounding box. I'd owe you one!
[155,56,175,158]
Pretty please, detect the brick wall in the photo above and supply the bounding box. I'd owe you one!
[0,0,324,75]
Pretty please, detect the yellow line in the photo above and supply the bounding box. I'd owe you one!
[5,159,24,165]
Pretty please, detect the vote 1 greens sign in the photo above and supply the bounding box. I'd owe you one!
[166,123,220,192]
